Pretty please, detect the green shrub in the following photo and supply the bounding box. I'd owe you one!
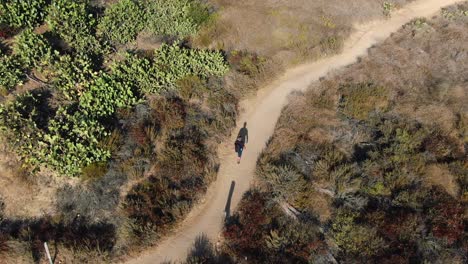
[331,209,386,257]
[0,91,46,141]
[46,0,101,54]
[383,2,395,17]
[0,91,111,176]
[151,42,228,92]
[97,0,146,45]
[0,53,24,91]
[0,0,48,28]
[228,50,265,77]
[37,107,111,176]
[111,53,157,93]
[79,73,140,118]
[50,53,97,100]
[338,82,389,120]
[145,0,210,38]
[112,45,228,94]
[13,29,53,69]
[187,1,211,27]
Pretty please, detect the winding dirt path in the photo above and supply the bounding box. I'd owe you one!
[126,0,464,263]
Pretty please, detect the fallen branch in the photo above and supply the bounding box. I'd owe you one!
[313,183,335,197]
[279,201,301,220]
[25,73,49,87]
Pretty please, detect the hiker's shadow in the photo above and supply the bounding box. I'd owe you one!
[224,181,236,221]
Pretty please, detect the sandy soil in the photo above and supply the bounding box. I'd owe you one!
[124,0,466,263]
[0,150,75,218]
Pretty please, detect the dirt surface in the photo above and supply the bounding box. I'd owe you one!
[0,148,78,218]
[124,0,465,263]
[204,0,413,64]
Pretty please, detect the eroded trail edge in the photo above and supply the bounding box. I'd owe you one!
[126,0,464,263]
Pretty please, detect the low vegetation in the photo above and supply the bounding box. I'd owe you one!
[97,0,146,45]
[200,0,414,65]
[0,0,48,28]
[223,4,468,263]
[2,0,464,262]
[145,0,211,38]
[0,50,24,92]
[0,0,243,262]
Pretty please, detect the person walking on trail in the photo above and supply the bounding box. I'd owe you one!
[235,122,248,164]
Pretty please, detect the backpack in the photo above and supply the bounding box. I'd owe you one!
[234,136,242,152]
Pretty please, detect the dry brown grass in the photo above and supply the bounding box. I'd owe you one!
[260,3,468,227]
[192,0,417,102]
[425,164,459,197]
[274,4,468,143]
[199,0,414,65]
[0,142,78,218]
[334,9,468,134]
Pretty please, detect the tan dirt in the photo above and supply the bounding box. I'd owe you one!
[0,147,79,218]
[124,0,466,263]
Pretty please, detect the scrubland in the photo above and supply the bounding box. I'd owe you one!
[0,0,438,263]
[221,4,467,264]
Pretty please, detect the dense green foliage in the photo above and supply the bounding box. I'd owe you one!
[0,53,24,91]
[112,44,228,94]
[46,0,101,53]
[1,34,227,176]
[0,0,48,28]
[45,107,111,175]
[97,0,212,45]
[152,43,229,92]
[0,92,111,175]
[146,0,210,38]
[98,0,146,45]
[50,53,96,100]
[111,53,156,93]
[13,29,52,68]
[79,73,140,118]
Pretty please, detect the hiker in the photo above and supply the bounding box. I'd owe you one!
[234,122,248,164]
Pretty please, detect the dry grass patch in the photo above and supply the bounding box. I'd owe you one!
[227,4,468,263]
[204,0,414,64]
[425,164,460,197]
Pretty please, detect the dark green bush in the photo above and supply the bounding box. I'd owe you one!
[0,53,24,92]
[0,90,111,176]
[145,0,211,38]
[112,44,228,94]
[111,53,157,93]
[13,28,53,69]
[97,0,146,45]
[46,0,101,54]
[50,53,96,100]
[79,73,141,118]
[0,0,48,28]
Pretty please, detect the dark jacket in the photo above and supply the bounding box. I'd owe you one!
[237,127,248,144]
[235,136,244,152]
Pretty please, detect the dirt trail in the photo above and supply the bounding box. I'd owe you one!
[126,0,464,263]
